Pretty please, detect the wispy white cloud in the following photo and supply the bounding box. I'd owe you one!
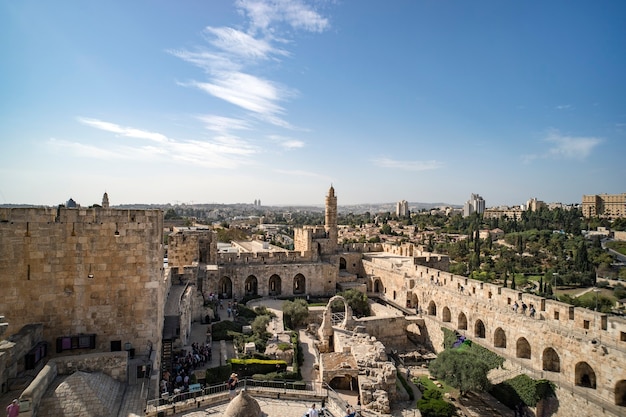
[168,0,329,132]
[197,115,252,133]
[78,117,168,143]
[237,0,329,33]
[203,27,287,59]
[268,134,305,149]
[187,72,292,119]
[522,130,602,162]
[68,118,259,169]
[555,104,572,110]
[545,130,601,159]
[372,157,444,171]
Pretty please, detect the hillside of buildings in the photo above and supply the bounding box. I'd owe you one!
[169,205,626,316]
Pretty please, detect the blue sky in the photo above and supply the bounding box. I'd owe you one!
[1,1,624,207]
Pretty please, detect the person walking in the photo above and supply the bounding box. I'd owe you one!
[6,399,20,417]
[227,373,238,400]
[307,403,320,417]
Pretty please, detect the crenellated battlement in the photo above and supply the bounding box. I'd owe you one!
[217,250,316,265]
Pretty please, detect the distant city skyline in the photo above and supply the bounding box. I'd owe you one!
[1,1,625,207]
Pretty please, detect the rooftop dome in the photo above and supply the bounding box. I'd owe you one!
[224,389,263,417]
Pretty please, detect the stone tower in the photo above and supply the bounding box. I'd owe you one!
[102,192,109,208]
[325,185,338,249]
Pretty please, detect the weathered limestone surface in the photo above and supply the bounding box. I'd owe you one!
[0,208,165,365]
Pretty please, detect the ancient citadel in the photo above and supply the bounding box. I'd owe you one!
[1,186,625,416]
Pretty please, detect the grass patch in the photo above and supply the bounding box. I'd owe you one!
[606,241,626,256]
[416,375,455,394]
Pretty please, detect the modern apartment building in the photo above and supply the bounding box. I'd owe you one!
[396,200,409,217]
[463,193,485,217]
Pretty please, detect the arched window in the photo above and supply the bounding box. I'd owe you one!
[575,362,596,389]
[494,327,506,348]
[542,347,560,373]
[458,313,468,330]
[474,319,486,339]
[339,257,347,270]
[293,274,305,295]
[269,274,282,296]
[245,275,258,296]
[516,337,531,359]
[428,301,437,316]
[442,307,451,322]
[219,276,233,299]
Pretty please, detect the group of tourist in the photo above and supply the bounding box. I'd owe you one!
[304,402,357,417]
[512,301,536,317]
[160,342,212,395]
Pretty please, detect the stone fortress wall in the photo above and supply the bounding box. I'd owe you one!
[362,253,626,415]
[0,207,165,368]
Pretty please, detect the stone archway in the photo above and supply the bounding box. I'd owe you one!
[474,319,486,339]
[458,312,468,330]
[575,362,596,389]
[244,275,258,296]
[494,327,506,348]
[373,278,384,293]
[269,274,282,296]
[442,307,451,322]
[219,276,233,299]
[516,337,531,359]
[542,347,560,373]
[615,380,626,407]
[327,295,353,329]
[427,300,437,316]
[329,374,358,391]
[293,273,305,295]
[318,295,354,354]
[339,257,347,270]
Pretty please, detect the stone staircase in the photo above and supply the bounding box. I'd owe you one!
[161,339,173,375]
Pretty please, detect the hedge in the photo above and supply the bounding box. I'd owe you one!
[229,358,288,376]
[205,364,232,385]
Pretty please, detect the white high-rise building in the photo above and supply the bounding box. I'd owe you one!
[464,193,485,217]
[396,200,409,217]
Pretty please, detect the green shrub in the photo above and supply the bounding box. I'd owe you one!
[277,342,292,351]
[490,374,555,408]
[254,306,276,318]
[229,358,288,376]
[283,299,309,329]
[205,364,232,385]
[236,304,259,319]
[212,320,244,340]
[416,388,456,417]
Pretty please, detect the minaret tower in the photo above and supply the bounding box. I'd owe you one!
[102,192,110,208]
[325,185,338,249]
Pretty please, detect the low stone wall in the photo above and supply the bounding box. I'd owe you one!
[0,324,44,393]
[17,351,128,417]
[52,351,128,382]
[355,315,409,349]
[18,362,58,417]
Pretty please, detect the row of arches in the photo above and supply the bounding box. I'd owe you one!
[217,273,306,298]
[423,299,620,397]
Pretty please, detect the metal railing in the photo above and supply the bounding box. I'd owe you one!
[145,378,325,412]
